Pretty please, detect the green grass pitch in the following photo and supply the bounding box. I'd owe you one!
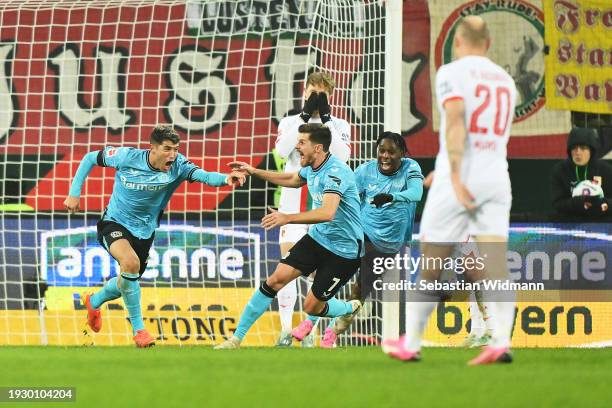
[1,346,611,408]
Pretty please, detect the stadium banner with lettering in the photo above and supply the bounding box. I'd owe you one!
[0,218,276,309]
[424,301,612,348]
[0,217,286,346]
[0,1,572,216]
[2,218,612,347]
[3,299,610,347]
[0,2,369,212]
[427,0,571,152]
[0,289,283,347]
[543,0,612,114]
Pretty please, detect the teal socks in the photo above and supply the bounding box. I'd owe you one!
[90,277,121,309]
[234,288,275,340]
[119,272,144,336]
[324,298,353,317]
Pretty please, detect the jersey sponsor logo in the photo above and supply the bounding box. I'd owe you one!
[110,231,123,238]
[119,175,167,191]
[107,148,117,157]
[435,0,545,123]
[367,183,377,191]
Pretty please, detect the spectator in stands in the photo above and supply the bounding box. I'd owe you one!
[551,127,612,222]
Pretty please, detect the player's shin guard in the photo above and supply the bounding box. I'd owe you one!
[403,291,439,352]
[234,282,277,340]
[277,279,297,332]
[90,277,121,309]
[119,272,144,336]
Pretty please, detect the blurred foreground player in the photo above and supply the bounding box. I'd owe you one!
[382,16,517,364]
[424,172,493,348]
[64,125,245,347]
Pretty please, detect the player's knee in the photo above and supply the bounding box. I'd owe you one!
[120,257,140,274]
[266,274,290,291]
[303,297,323,315]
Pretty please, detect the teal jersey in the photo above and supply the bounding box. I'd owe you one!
[298,154,364,259]
[97,147,209,239]
[355,158,423,254]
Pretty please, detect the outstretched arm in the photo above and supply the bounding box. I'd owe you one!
[64,151,99,213]
[190,168,245,187]
[261,192,340,230]
[228,161,305,188]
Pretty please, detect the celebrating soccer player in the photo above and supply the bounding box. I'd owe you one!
[274,72,351,347]
[382,16,517,364]
[297,131,423,348]
[64,125,245,348]
[214,124,363,349]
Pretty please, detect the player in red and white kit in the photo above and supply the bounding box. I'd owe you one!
[382,15,517,364]
[274,72,351,347]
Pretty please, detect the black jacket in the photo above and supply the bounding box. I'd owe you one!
[550,158,612,221]
[550,128,612,222]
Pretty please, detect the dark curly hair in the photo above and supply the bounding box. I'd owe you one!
[376,131,407,155]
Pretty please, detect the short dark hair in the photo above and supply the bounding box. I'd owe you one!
[298,123,332,152]
[150,125,179,145]
[376,131,407,155]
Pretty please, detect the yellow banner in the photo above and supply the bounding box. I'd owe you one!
[0,287,295,347]
[544,0,612,113]
[1,287,611,348]
[423,301,612,348]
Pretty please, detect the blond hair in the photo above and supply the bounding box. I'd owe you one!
[306,72,335,94]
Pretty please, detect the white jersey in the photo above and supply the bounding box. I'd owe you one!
[275,114,351,213]
[434,55,517,188]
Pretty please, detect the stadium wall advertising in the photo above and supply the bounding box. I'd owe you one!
[1,219,611,347]
[0,1,573,212]
[543,0,612,114]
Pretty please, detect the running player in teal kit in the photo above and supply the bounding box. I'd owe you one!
[215,123,363,349]
[64,125,245,347]
[295,131,424,347]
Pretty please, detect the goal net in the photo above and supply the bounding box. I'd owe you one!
[0,0,394,346]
